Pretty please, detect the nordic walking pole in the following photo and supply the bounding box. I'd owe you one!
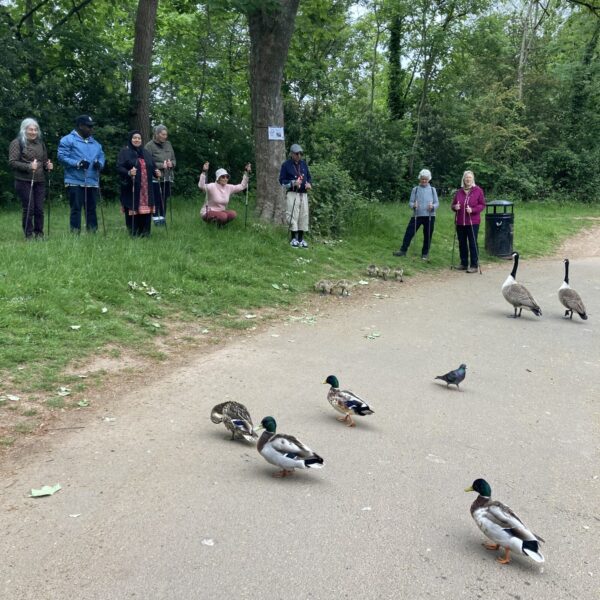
[157,173,168,233]
[24,163,36,240]
[450,207,457,270]
[427,207,432,259]
[97,181,107,236]
[83,172,89,232]
[468,207,482,274]
[244,163,251,230]
[166,167,173,224]
[131,173,136,236]
[46,172,52,238]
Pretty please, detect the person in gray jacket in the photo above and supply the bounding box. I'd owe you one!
[393,169,439,260]
[145,124,176,226]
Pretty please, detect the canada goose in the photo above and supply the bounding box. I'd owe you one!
[379,266,392,280]
[314,279,334,295]
[335,279,354,296]
[502,253,542,318]
[367,264,379,277]
[558,258,587,320]
[393,267,404,282]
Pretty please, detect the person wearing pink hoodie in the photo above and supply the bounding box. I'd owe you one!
[198,161,251,225]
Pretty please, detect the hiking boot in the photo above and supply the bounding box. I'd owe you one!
[393,250,406,257]
[299,240,308,248]
[421,254,429,261]
[290,238,299,247]
[467,266,479,273]
[455,264,467,271]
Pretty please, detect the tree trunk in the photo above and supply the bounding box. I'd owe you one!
[129,0,159,143]
[247,0,299,224]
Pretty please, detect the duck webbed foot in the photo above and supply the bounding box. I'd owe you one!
[483,542,500,550]
[496,548,511,564]
[273,469,294,478]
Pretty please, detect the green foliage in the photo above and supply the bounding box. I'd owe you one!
[308,160,376,236]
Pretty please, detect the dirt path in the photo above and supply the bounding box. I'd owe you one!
[1,229,599,599]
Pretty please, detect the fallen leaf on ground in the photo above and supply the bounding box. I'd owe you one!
[77,400,89,407]
[6,394,20,402]
[30,483,61,498]
[365,331,381,339]
[70,325,81,330]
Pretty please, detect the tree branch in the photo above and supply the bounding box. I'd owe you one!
[44,0,95,40]
[566,0,600,16]
[17,0,52,37]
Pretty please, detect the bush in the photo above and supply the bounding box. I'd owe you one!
[308,161,374,236]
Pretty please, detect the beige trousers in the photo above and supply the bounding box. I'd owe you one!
[286,191,309,231]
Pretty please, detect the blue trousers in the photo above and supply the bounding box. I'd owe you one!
[400,215,435,255]
[67,186,98,232]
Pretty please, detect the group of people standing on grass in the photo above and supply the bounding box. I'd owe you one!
[394,168,486,272]
[8,116,179,238]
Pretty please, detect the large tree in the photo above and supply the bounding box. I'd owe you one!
[129,0,159,142]
[247,0,299,224]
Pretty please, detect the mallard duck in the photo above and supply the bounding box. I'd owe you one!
[502,252,542,318]
[323,375,374,427]
[559,258,587,320]
[210,401,258,442]
[314,279,334,295]
[435,364,466,390]
[255,416,324,478]
[367,264,379,277]
[465,478,545,565]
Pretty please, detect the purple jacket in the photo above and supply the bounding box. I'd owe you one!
[452,186,486,226]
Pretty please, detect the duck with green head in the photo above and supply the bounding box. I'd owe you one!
[255,416,324,478]
[323,375,374,427]
[465,478,545,565]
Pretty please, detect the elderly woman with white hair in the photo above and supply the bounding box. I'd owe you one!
[452,170,486,273]
[8,118,54,239]
[145,124,177,225]
[393,168,439,260]
[198,161,251,226]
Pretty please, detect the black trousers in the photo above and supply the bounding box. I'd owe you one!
[125,213,152,237]
[16,179,45,238]
[456,224,480,267]
[400,215,435,255]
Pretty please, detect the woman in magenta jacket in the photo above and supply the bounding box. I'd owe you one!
[452,170,486,272]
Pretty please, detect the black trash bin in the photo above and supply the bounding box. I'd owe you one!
[485,201,514,257]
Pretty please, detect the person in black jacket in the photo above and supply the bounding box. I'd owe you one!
[117,131,160,237]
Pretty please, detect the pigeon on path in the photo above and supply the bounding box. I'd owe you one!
[435,364,467,390]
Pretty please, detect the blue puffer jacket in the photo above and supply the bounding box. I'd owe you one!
[57,130,105,187]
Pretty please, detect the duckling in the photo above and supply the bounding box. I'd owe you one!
[379,266,392,281]
[465,478,545,565]
[210,401,258,442]
[367,264,379,277]
[255,416,324,478]
[323,375,374,427]
[393,267,404,282]
[558,258,587,320]
[502,252,542,318]
[314,279,334,295]
[335,279,354,296]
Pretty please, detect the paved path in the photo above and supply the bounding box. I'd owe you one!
[1,257,599,599]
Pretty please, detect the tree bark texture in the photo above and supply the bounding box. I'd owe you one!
[129,0,159,144]
[247,0,299,224]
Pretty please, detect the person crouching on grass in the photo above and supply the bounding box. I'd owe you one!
[198,162,251,226]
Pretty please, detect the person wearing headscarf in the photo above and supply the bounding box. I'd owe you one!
[393,168,439,260]
[8,118,54,239]
[145,124,176,226]
[116,131,160,237]
[198,162,251,226]
[452,170,486,272]
[279,143,312,248]
[57,115,105,233]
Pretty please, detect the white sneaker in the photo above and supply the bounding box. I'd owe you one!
[299,240,308,248]
[290,238,299,247]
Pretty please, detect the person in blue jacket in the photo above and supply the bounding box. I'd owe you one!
[57,115,105,233]
[279,143,312,248]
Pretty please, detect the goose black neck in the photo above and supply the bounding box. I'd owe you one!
[564,259,570,284]
[511,253,519,279]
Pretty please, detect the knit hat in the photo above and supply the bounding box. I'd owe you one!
[215,168,229,180]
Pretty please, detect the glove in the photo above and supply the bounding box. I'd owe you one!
[78,160,90,169]
[93,160,101,170]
